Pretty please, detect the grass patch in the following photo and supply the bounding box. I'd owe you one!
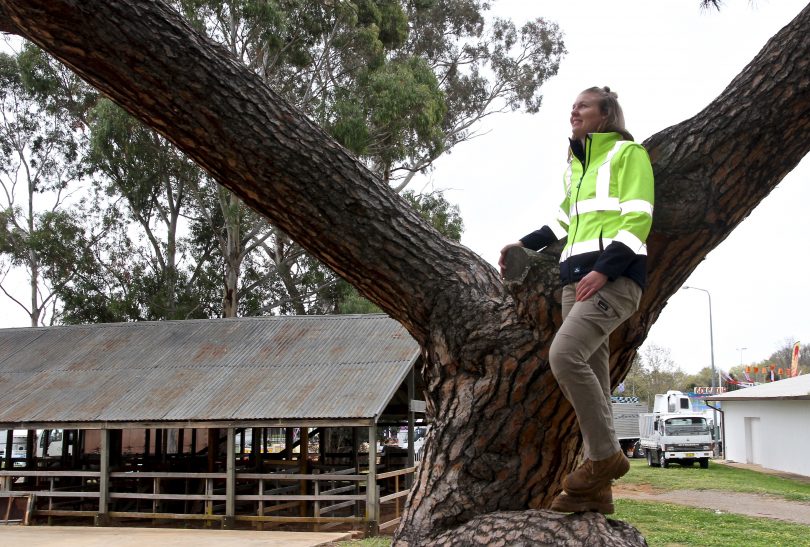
[335,538,391,547]
[335,463,810,546]
[620,459,810,502]
[615,498,810,547]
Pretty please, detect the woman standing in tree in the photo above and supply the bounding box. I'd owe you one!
[500,86,654,513]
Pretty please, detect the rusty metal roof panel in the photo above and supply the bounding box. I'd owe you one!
[0,315,419,425]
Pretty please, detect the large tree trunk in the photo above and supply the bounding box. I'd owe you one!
[1,1,808,544]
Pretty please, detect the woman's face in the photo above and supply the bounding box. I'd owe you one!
[570,92,607,140]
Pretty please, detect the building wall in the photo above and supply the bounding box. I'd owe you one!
[723,399,810,477]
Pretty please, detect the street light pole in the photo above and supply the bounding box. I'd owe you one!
[683,285,720,453]
[736,347,747,367]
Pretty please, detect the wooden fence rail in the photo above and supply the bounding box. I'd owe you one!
[0,465,417,529]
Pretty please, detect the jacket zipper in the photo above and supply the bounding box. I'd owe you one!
[568,135,591,283]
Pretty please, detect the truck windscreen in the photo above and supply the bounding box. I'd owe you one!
[663,417,710,436]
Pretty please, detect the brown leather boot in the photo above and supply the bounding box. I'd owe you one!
[562,450,629,495]
[551,484,614,514]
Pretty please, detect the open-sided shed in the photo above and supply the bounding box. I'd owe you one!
[0,314,425,531]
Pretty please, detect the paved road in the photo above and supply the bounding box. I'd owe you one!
[0,526,353,546]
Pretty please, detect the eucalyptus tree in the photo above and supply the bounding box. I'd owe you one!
[0,45,96,326]
[85,98,213,320]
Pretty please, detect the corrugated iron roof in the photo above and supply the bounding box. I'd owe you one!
[706,374,810,401]
[0,314,420,426]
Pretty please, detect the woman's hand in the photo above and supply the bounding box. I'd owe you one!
[498,242,524,277]
[575,271,608,301]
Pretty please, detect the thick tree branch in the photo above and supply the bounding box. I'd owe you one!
[0,5,19,34]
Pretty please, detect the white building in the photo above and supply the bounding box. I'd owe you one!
[706,374,810,477]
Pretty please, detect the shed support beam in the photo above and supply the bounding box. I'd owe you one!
[284,428,293,461]
[299,428,309,518]
[24,430,34,480]
[2,430,12,489]
[3,429,11,473]
[96,428,110,526]
[224,427,235,529]
[407,368,416,474]
[207,429,217,473]
[366,423,379,535]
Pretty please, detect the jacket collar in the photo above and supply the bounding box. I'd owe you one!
[569,132,623,166]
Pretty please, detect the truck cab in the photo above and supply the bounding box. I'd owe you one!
[639,391,715,468]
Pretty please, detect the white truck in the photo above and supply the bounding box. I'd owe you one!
[0,430,64,467]
[639,390,714,469]
[611,397,648,458]
[0,430,28,467]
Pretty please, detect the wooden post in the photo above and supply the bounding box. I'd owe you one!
[353,427,360,518]
[284,427,293,461]
[96,428,110,526]
[366,424,379,535]
[251,427,260,470]
[299,427,309,518]
[204,478,213,522]
[25,430,35,474]
[1,430,11,489]
[42,429,51,458]
[207,429,218,473]
[3,429,12,471]
[257,475,264,531]
[395,474,400,518]
[60,429,70,468]
[407,367,416,474]
[72,430,82,468]
[313,468,320,532]
[191,428,197,455]
[177,428,185,456]
[319,427,326,465]
[224,427,235,529]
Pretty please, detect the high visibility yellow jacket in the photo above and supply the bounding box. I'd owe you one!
[521,132,654,288]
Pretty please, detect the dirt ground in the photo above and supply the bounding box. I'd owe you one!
[0,526,353,546]
[614,461,810,526]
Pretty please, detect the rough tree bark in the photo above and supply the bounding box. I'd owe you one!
[1,1,807,544]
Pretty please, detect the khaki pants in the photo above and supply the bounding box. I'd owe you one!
[549,276,642,461]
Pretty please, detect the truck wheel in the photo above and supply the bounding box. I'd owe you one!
[647,450,654,467]
[699,458,709,469]
[659,451,669,468]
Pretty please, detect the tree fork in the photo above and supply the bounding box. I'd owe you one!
[1,1,808,545]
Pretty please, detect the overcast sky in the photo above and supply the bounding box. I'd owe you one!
[412,0,809,375]
[1,1,808,376]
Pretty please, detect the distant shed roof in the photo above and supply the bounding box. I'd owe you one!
[0,314,420,428]
[706,374,810,401]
